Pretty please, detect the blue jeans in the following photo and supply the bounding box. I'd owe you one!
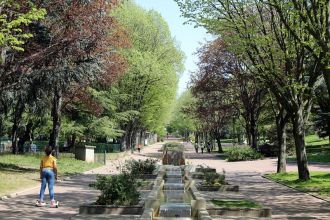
[39,169,55,201]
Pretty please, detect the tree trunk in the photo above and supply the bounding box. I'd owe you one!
[11,123,19,154]
[215,135,223,153]
[195,132,199,144]
[276,111,287,173]
[68,134,76,152]
[11,101,24,154]
[120,134,126,151]
[49,88,62,158]
[292,109,310,180]
[250,117,258,149]
[323,69,330,102]
[18,120,33,153]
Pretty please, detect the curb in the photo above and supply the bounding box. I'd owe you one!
[262,175,330,203]
[0,146,153,201]
[1,185,40,201]
[0,169,96,201]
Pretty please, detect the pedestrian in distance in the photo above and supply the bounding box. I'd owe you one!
[207,141,211,153]
[194,143,199,153]
[137,144,141,153]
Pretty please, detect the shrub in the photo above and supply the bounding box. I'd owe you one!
[258,143,278,157]
[204,172,226,185]
[227,147,263,162]
[124,159,157,175]
[90,173,139,205]
[162,142,184,152]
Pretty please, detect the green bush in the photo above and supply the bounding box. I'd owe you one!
[227,147,263,162]
[90,173,140,205]
[162,142,184,152]
[124,159,157,175]
[204,172,226,186]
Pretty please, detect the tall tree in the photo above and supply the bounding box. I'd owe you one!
[176,0,323,179]
[18,0,127,156]
[112,1,184,149]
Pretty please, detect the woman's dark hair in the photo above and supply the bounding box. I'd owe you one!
[44,146,53,156]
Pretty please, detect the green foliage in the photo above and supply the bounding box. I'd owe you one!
[90,173,140,205]
[0,1,46,52]
[211,199,261,208]
[167,90,197,136]
[87,116,123,139]
[305,135,329,146]
[112,0,184,137]
[162,142,184,152]
[227,147,263,162]
[124,159,158,175]
[204,172,226,186]
[265,172,330,197]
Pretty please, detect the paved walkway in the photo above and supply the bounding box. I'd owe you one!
[0,142,163,220]
[0,140,329,219]
[180,142,330,220]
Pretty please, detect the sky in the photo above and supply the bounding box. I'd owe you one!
[134,0,212,96]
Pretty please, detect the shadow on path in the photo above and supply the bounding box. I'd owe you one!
[0,174,99,220]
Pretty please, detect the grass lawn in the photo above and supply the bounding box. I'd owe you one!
[305,135,329,146]
[265,172,330,198]
[0,153,103,196]
[211,199,261,208]
[288,134,330,162]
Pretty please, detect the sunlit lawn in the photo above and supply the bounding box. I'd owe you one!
[305,135,329,146]
[265,172,330,198]
[289,135,330,162]
[0,153,103,196]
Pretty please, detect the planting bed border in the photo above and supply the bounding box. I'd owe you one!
[197,184,239,192]
[207,204,271,218]
[195,167,216,173]
[79,201,144,215]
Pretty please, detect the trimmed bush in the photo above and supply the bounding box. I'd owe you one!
[258,143,279,157]
[204,172,226,186]
[90,173,140,205]
[162,142,184,152]
[227,147,263,161]
[124,159,157,175]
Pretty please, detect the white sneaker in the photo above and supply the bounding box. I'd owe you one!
[36,200,46,207]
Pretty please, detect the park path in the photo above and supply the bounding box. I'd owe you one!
[0,140,329,219]
[0,142,163,220]
[180,142,330,220]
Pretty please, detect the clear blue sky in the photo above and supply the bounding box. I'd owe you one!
[134,0,212,96]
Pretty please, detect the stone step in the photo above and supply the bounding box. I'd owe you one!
[157,218,193,220]
[166,177,183,183]
[164,191,185,202]
[166,171,183,178]
[159,203,191,217]
[164,183,185,190]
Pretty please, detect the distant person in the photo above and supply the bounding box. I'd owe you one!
[207,141,211,153]
[36,146,58,207]
[201,144,204,154]
[137,144,141,153]
[194,143,199,153]
[30,143,37,153]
